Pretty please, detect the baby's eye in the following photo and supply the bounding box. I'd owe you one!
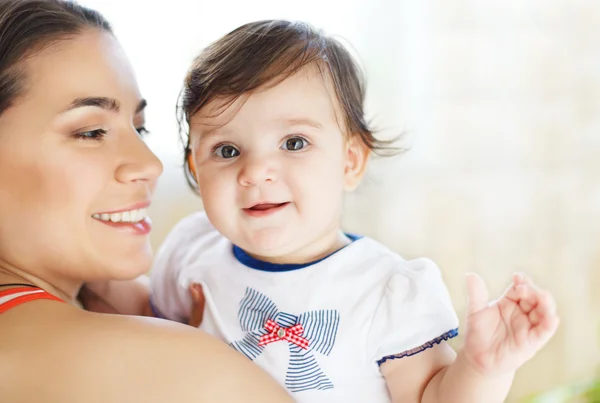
[213,144,240,159]
[282,136,309,151]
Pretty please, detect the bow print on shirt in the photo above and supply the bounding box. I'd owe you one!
[230,287,340,393]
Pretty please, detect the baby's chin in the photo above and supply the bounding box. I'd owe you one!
[235,235,306,263]
[233,224,340,264]
[238,241,294,261]
[234,224,289,246]
[239,239,330,267]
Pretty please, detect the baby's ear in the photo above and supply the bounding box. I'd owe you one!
[187,152,197,178]
[187,153,201,196]
[343,135,370,191]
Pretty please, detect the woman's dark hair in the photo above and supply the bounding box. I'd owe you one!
[177,20,401,192]
[0,0,112,116]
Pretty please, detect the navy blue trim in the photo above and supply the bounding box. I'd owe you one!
[233,233,362,272]
[148,296,167,319]
[376,328,459,366]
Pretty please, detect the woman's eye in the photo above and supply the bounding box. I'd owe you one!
[73,129,108,141]
[136,126,150,137]
[214,144,240,159]
[282,136,309,151]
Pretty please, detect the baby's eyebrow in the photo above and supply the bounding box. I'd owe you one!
[195,126,228,139]
[189,125,231,148]
[281,118,324,130]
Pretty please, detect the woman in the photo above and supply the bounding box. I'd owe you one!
[0,1,292,402]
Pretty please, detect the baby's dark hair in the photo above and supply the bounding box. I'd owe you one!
[177,19,400,192]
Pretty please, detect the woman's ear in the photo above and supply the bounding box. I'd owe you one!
[343,136,370,191]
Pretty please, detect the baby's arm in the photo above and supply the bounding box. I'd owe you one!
[381,343,514,402]
[381,273,558,403]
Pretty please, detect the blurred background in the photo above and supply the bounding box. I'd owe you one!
[79,1,600,401]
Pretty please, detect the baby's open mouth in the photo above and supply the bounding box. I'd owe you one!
[243,202,290,217]
[247,202,289,211]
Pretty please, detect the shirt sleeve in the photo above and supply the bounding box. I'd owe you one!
[149,212,208,323]
[367,257,459,367]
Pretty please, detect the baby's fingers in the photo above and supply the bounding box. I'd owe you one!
[530,289,556,323]
[529,290,559,345]
[505,282,537,314]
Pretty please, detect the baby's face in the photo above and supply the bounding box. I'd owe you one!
[189,65,368,263]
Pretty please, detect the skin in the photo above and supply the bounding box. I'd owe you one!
[0,29,292,403]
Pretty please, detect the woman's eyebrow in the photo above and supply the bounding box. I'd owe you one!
[60,97,147,114]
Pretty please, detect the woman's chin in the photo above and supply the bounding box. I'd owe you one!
[104,254,153,280]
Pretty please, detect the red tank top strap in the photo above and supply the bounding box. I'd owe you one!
[0,286,64,314]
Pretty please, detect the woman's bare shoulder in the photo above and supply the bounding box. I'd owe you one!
[0,302,292,403]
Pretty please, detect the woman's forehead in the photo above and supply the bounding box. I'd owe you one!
[21,30,140,112]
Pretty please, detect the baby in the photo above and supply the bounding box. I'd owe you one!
[85,20,559,403]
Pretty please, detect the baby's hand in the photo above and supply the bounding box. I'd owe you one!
[461,273,559,376]
[187,283,205,328]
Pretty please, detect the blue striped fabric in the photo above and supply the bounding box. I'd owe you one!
[298,310,339,356]
[230,287,340,393]
[238,287,278,331]
[287,344,334,392]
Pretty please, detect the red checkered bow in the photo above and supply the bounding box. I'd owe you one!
[258,319,309,349]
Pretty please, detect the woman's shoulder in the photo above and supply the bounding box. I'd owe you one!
[0,302,292,403]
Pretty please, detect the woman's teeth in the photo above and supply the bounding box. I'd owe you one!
[92,208,147,223]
